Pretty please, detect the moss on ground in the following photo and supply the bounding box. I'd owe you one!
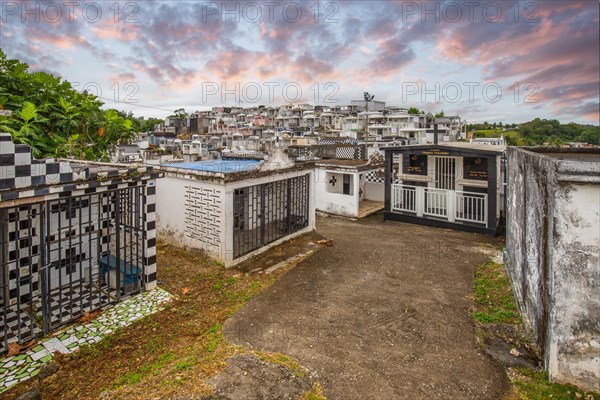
[303,382,327,400]
[508,367,599,400]
[473,259,520,325]
[473,258,599,400]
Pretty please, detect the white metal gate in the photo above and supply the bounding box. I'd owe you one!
[428,157,456,215]
[434,157,456,190]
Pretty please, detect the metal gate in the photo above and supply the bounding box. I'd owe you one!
[434,156,456,190]
[1,187,145,353]
[233,175,309,259]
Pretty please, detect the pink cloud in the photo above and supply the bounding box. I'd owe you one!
[92,20,139,41]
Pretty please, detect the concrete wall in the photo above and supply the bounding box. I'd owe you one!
[550,181,600,390]
[315,168,359,217]
[157,169,316,266]
[364,181,384,202]
[156,175,227,260]
[505,147,600,392]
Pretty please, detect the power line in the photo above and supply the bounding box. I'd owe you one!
[95,96,175,113]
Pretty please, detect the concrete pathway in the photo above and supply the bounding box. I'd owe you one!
[224,215,509,400]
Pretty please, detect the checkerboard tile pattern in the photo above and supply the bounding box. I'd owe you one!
[365,169,386,184]
[0,133,163,203]
[0,281,118,353]
[0,288,172,393]
[0,133,73,193]
[1,134,163,355]
[318,138,359,145]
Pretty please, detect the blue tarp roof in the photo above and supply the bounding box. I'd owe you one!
[162,159,260,173]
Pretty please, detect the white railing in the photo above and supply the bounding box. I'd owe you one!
[391,185,417,213]
[424,187,448,218]
[390,184,488,225]
[455,191,487,224]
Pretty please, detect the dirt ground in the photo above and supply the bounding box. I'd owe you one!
[224,214,509,400]
[4,214,510,400]
[2,234,324,400]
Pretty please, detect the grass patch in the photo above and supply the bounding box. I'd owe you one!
[253,351,307,379]
[508,367,600,400]
[473,259,520,325]
[113,352,176,388]
[303,382,327,400]
[4,240,321,400]
[74,329,126,360]
[473,258,599,400]
[474,129,504,137]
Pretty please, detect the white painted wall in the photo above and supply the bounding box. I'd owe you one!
[157,169,316,266]
[315,168,359,218]
[156,175,227,260]
[365,182,384,202]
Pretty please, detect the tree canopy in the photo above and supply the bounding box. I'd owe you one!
[0,49,149,160]
[468,118,599,146]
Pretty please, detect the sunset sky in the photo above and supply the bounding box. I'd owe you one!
[1,0,598,123]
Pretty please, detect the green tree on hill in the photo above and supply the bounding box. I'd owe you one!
[469,118,598,146]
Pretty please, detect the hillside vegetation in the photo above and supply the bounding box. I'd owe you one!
[469,120,599,146]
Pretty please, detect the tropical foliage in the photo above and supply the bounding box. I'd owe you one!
[0,49,152,160]
[469,119,599,146]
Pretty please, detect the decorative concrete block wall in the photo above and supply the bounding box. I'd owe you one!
[184,185,223,255]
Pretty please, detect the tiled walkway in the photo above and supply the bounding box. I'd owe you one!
[0,288,173,393]
[1,282,120,351]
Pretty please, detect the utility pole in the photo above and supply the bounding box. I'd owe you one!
[426,112,439,145]
[363,92,374,140]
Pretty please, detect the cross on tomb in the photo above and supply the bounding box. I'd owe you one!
[329,176,337,186]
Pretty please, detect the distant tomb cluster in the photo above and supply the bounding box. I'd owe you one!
[1,99,598,393]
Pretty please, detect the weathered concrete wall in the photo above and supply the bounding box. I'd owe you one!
[505,147,600,392]
[549,182,600,390]
[505,148,555,351]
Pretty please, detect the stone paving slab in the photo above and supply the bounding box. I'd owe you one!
[0,288,172,393]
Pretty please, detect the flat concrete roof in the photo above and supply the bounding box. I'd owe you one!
[314,159,383,171]
[428,142,506,152]
[384,142,506,154]
[161,159,260,173]
[540,153,600,162]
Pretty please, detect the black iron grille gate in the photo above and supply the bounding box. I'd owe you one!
[0,187,145,353]
[233,174,310,259]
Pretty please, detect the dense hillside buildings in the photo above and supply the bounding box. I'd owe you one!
[115,102,467,164]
